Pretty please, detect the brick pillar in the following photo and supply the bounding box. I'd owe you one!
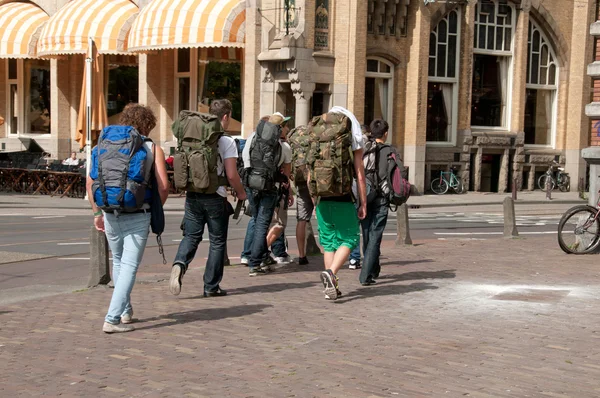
[403,2,430,193]
[160,50,175,146]
[456,2,476,134]
[498,148,510,193]
[139,53,163,144]
[510,6,530,133]
[0,60,5,139]
[568,0,596,183]
[346,0,368,121]
[243,1,262,137]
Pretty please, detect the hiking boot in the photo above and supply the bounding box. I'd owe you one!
[121,311,134,324]
[103,322,134,333]
[169,264,184,296]
[320,270,339,300]
[349,258,361,270]
[249,267,268,277]
[298,256,309,265]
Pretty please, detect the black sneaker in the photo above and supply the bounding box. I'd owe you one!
[203,288,227,297]
[249,267,268,277]
[298,256,309,265]
[361,278,377,286]
[169,264,184,296]
[320,270,339,300]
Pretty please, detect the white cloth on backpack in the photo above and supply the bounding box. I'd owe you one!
[216,135,239,197]
[242,132,292,169]
[329,106,365,151]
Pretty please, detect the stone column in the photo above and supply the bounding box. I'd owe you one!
[139,53,163,144]
[498,148,510,193]
[0,61,5,139]
[293,83,315,126]
[403,2,430,193]
[509,5,530,133]
[243,1,262,137]
[527,165,536,191]
[567,0,596,184]
[51,58,71,159]
[473,145,483,192]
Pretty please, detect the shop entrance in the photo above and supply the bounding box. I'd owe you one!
[481,154,501,192]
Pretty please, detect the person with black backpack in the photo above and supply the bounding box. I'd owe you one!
[242,113,293,276]
[359,119,410,285]
[87,104,170,333]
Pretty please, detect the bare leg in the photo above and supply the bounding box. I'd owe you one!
[329,246,351,275]
[324,251,334,270]
[266,225,284,247]
[296,220,307,258]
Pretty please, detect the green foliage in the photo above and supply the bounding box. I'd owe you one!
[203,62,242,121]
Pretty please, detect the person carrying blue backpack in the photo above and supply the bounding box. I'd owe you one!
[87,104,169,334]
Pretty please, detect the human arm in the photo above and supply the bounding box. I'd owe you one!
[86,176,104,232]
[224,158,247,201]
[153,145,170,205]
[353,148,367,220]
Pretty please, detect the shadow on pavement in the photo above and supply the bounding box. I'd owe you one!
[182,281,320,299]
[0,311,13,315]
[379,259,435,267]
[134,304,272,331]
[336,282,438,304]
[376,269,456,284]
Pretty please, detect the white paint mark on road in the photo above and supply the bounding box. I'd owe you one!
[32,216,66,219]
[57,242,89,246]
[58,257,90,260]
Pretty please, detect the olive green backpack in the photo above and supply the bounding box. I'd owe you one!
[171,111,228,193]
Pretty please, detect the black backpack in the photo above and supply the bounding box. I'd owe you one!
[246,120,282,191]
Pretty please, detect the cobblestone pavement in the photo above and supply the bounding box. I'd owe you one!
[1,236,599,397]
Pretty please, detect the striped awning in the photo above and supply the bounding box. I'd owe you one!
[201,47,243,63]
[128,0,246,52]
[0,2,49,58]
[37,0,138,56]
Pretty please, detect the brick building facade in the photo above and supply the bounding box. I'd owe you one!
[0,0,596,193]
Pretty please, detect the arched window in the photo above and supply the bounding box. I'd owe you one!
[471,0,516,129]
[427,9,460,143]
[524,20,558,146]
[364,58,394,141]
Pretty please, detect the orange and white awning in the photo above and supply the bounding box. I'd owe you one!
[37,0,138,56]
[0,2,49,58]
[200,47,243,63]
[128,0,246,52]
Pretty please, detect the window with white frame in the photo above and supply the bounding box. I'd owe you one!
[471,0,515,129]
[5,58,51,136]
[364,58,394,141]
[524,20,558,146]
[427,9,460,143]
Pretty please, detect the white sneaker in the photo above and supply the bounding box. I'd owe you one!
[103,322,134,333]
[349,259,361,270]
[274,255,293,264]
[241,257,249,265]
[121,311,133,324]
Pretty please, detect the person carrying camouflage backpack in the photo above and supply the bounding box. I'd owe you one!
[169,100,246,299]
[305,106,367,301]
[287,125,314,265]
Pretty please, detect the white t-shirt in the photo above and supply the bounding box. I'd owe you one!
[242,133,292,169]
[216,135,239,197]
[63,158,79,166]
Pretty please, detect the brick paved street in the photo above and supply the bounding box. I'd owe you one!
[1,235,599,397]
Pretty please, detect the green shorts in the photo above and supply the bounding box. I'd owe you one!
[315,201,360,252]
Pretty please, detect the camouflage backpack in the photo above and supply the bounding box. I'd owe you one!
[171,111,228,194]
[306,112,354,198]
[287,125,310,184]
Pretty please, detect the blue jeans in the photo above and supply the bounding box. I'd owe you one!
[246,189,279,270]
[350,245,361,262]
[242,217,287,259]
[104,211,151,324]
[174,193,230,292]
[359,196,389,284]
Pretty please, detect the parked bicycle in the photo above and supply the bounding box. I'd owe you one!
[557,191,600,254]
[431,167,466,195]
[537,161,570,192]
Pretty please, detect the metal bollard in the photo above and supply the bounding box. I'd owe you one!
[512,176,517,201]
[395,203,413,246]
[88,226,111,287]
[503,197,519,238]
[305,221,322,256]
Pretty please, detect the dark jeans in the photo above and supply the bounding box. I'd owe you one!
[246,189,279,270]
[242,217,287,259]
[174,192,230,292]
[359,196,389,284]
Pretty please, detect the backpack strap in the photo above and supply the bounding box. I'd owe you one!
[97,132,109,208]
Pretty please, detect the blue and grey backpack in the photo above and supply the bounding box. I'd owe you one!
[90,125,152,213]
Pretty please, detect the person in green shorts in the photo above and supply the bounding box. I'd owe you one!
[314,107,367,300]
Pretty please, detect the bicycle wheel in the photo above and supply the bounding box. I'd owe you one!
[431,177,449,195]
[538,175,555,191]
[557,205,600,254]
[452,178,466,194]
[558,175,570,192]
